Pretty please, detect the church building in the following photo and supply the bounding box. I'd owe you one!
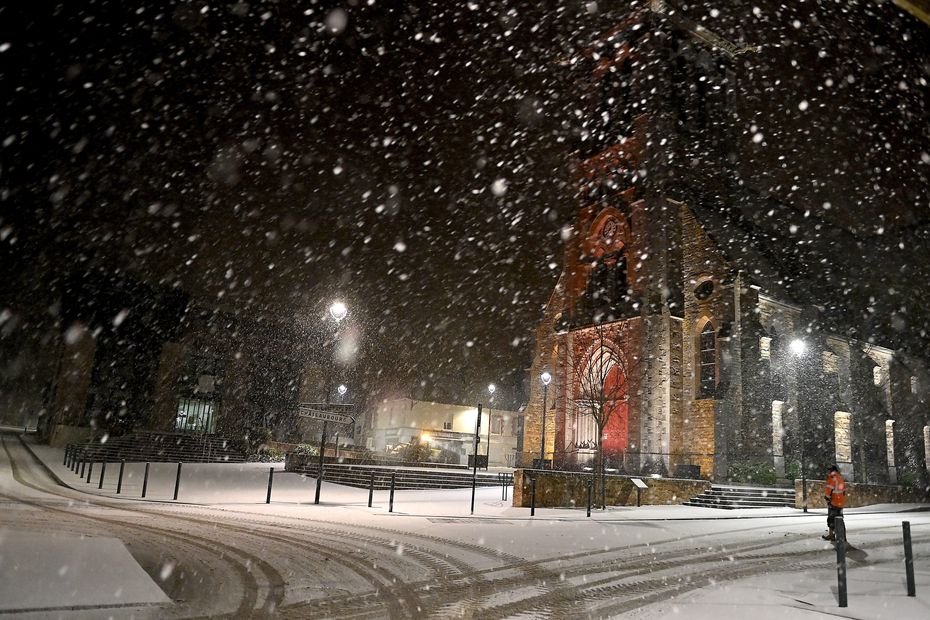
[521,2,930,484]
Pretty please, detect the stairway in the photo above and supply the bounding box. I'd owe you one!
[684,484,796,509]
[67,431,246,464]
[286,461,507,490]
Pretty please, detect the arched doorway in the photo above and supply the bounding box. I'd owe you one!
[575,342,630,468]
[601,364,628,457]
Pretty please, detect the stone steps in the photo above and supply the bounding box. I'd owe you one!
[684,484,796,509]
[287,462,509,490]
[66,431,246,464]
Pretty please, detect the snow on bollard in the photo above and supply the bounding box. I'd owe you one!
[903,521,916,597]
[389,472,396,513]
[835,516,847,608]
[142,462,150,498]
[368,471,375,508]
[266,467,274,504]
[117,460,125,494]
[173,462,182,501]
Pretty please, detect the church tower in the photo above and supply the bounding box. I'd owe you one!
[523,1,752,477]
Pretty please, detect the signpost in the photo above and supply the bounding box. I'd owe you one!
[299,403,354,505]
[298,403,354,425]
[631,478,648,507]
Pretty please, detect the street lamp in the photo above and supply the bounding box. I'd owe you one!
[790,338,808,513]
[486,384,496,470]
[329,301,348,323]
[315,301,348,505]
[539,371,552,469]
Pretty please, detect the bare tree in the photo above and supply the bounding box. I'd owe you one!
[570,323,631,508]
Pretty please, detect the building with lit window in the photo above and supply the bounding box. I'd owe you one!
[369,398,522,467]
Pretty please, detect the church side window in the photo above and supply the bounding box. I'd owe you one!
[699,323,717,398]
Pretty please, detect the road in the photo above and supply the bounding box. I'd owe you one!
[1,431,927,619]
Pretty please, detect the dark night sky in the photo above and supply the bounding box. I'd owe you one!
[2,1,930,408]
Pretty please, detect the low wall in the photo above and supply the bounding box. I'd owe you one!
[797,479,930,509]
[512,469,712,508]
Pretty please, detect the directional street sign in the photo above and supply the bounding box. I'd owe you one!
[297,402,355,425]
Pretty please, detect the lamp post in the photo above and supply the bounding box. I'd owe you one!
[335,384,347,459]
[486,384,495,470]
[790,338,808,513]
[315,301,348,505]
[471,403,482,514]
[539,371,552,469]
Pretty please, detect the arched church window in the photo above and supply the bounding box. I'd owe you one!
[699,322,717,398]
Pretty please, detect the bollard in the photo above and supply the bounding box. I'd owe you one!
[389,472,396,513]
[141,462,150,498]
[173,462,182,500]
[117,460,125,495]
[530,478,537,517]
[587,479,593,518]
[835,516,848,608]
[266,467,274,504]
[64,446,70,467]
[79,457,86,478]
[98,461,107,489]
[903,521,916,597]
[86,460,94,484]
[368,471,375,508]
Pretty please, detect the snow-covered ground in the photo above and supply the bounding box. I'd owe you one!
[3,434,928,619]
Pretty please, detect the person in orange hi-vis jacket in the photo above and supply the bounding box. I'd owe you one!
[822,464,846,541]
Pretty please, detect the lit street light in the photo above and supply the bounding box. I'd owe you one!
[539,371,552,469]
[790,338,808,513]
[315,301,348,505]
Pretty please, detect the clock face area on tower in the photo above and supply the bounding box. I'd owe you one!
[585,212,629,260]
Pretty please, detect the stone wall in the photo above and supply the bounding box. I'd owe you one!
[512,469,712,508]
[685,400,716,479]
[797,479,930,509]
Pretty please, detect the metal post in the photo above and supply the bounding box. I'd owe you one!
[636,487,642,508]
[141,462,150,498]
[86,460,93,483]
[389,472,396,513]
[117,460,125,494]
[173,462,182,500]
[79,457,86,478]
[266,467,274,504]
[334,432,339,460]
[64,446,70,466]
[368,471,375,507]
[587,479,593,518]
[530,477,537,516]
[486,406,492,470]
[835,516,847,608]
[540,384,548,469]
[903,521,916,597]
[314,420,328,505]
[801,457,808,513]
[471,404,482,515]
[98,461,106,489]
